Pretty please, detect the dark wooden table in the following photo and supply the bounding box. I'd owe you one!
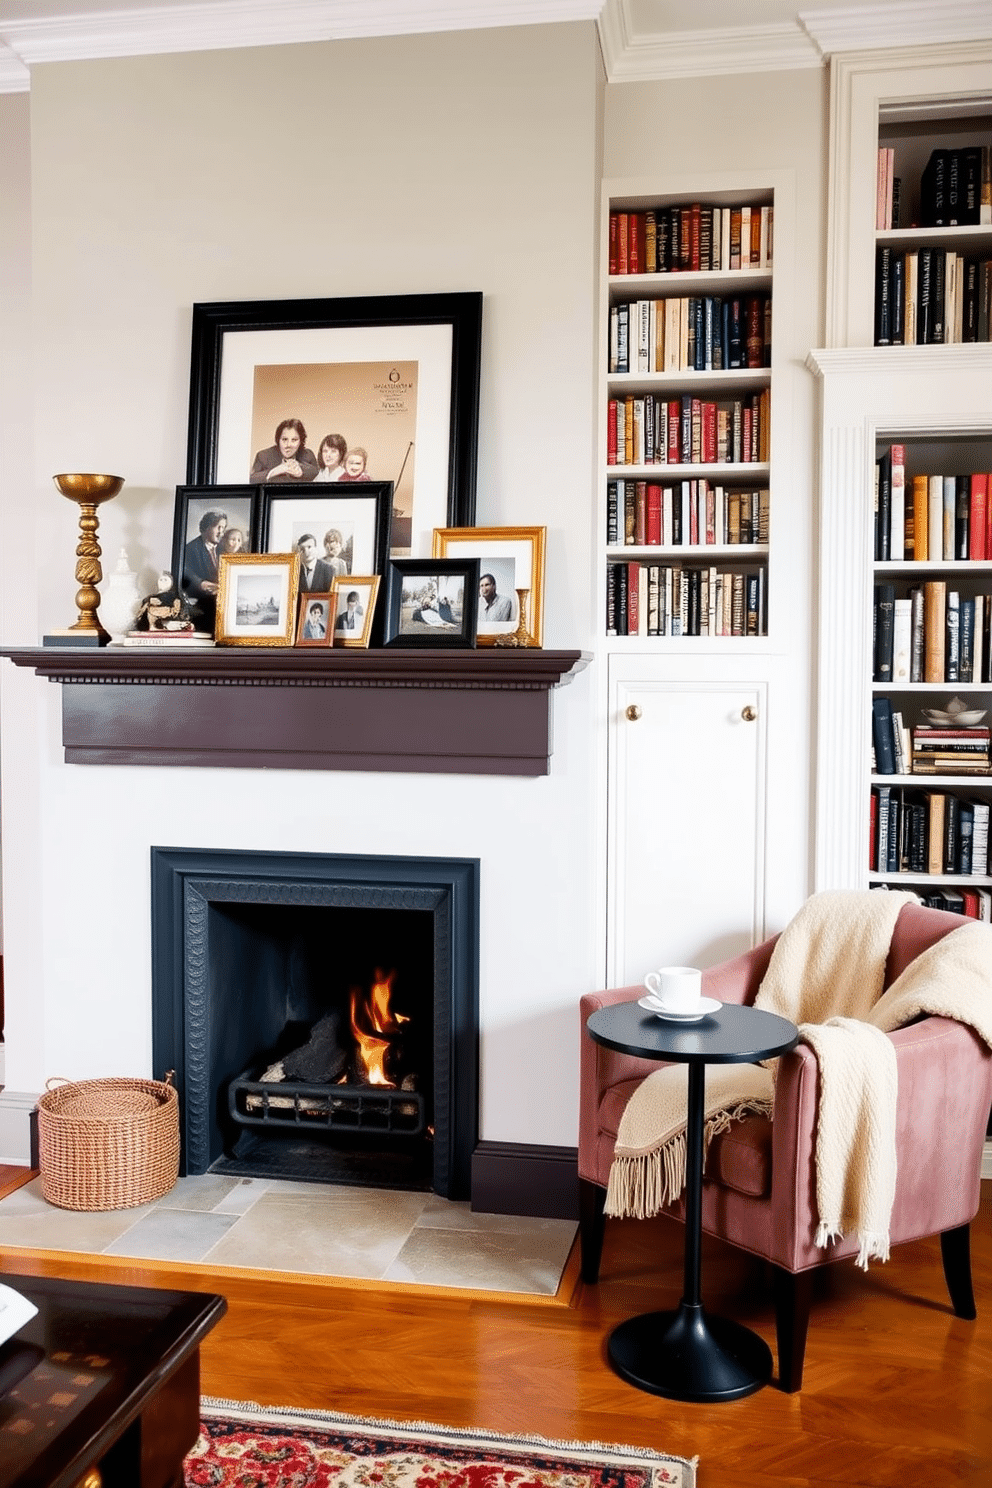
[0,1271,226,1488]
[587,998,798,1402]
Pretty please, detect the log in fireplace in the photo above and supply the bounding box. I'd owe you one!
[151,848,479,1198]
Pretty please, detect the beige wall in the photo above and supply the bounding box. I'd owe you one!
[0,32,829,1164]
[0,24,607,1156]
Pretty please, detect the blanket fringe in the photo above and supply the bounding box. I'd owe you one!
[605,1099,772,1220]
[814,1220,891,1270]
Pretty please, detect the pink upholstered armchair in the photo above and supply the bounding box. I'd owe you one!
[579,900,992,1391]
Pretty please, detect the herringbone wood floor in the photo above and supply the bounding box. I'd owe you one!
[2,1174,989,1487]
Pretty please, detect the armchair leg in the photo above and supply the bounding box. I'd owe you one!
[940,1224,976,1320]
[772,1267,813,1393]
[579,1179,607,1284]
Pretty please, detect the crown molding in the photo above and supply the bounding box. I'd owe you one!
[3,0,990,93]
[0,48,29,92]
[0,0,601,79]
[598,0,821,81]
[800,1,992,56]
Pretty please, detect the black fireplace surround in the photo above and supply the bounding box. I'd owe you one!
[151,847,479,1199]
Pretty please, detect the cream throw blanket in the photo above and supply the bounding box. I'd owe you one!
[605,890,992,1269]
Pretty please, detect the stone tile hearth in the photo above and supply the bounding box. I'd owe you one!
[0,1174,577,1297]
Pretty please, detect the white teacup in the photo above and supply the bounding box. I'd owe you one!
[644,965,702,1012]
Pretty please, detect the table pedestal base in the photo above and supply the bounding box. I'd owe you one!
[607,1302,772,1402]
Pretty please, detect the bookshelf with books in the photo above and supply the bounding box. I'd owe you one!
[868,431,992,909]
[873,106,992,348]
[602,188,774,641]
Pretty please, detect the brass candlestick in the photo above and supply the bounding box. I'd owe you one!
[49,472,124,647]
[494,587,538,648]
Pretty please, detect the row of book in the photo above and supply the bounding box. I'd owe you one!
[875,145,992,231]
[609,204,773,276]
[870,785,990,878]
[871,700,990,777]
[875,446,990,563]
[915,888,992,919]
[873,583,992,686]
[874,248,991,345]
[607,391,771,468]
[606,479,769,549]
[606,562,766,637]
[608,295,771,374]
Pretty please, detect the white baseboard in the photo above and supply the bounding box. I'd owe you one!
[0,1089,37,1165]
[983,1140,992,1181]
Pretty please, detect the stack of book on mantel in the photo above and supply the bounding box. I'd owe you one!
[911,725,991,775]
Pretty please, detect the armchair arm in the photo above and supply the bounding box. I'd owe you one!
[768,1013,992,1272]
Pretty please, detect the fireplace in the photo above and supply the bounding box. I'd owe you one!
[151,848,479,1199]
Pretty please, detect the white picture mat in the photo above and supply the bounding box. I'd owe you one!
[215,323,453,555]
[453,537,533,634]
[223,562,293,636]
[265,495,381,574]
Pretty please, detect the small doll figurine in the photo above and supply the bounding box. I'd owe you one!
[133,572,195,632]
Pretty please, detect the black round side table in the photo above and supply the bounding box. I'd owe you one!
[586,998,798,1403]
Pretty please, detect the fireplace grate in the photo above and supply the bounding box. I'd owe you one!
[228,1066,426,1137]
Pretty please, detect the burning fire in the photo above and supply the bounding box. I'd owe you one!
[350,968,409,1086]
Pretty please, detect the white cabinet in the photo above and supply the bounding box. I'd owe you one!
[607,657,767,987]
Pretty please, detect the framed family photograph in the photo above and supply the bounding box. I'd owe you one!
[171,484,261,632]
[295,592,333,648]
[215,551,301,646]
[383,558,479,648]
[432,526,546,647]
[262,482,392,595]
[185,292,482,557]
[330,575,380,649]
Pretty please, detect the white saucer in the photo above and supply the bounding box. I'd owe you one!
[638,994,722,1022]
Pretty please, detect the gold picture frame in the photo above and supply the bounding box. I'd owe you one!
[294,591,333,648]
[432,525,546,647]
[330,575,380,648]
[216,551,301,646]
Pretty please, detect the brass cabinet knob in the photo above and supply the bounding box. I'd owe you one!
[625,704,642,721]
[741,705,757,722]
[75,1471,102,1488]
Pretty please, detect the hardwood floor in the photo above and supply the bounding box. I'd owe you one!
[3,1182,990,1487]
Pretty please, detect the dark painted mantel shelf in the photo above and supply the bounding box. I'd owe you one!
[1,646,591,775]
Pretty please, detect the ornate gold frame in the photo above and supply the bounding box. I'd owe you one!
[433,525,546,647]
[216,551,301,646]
[330,575,380,649]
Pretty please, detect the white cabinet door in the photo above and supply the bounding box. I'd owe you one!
[608,666,767,987]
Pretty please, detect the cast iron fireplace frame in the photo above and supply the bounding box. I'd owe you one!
[150,846,480,1199]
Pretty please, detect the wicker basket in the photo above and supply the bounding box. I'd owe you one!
[37,1074,180,1211]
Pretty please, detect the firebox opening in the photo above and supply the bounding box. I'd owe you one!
[152,847,480,1201]
[206,900,436,1190]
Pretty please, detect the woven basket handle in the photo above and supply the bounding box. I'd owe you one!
[45,1077,72,1091]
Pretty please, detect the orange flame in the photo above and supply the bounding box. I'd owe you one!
[350,968,409,1086]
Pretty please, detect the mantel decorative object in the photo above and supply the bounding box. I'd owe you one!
[494,588,539,648]
[45,473,125,648]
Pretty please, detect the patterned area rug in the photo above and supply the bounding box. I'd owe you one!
[188,1401,697,1488]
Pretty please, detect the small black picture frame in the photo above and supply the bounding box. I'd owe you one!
[172,484,262,633]
[383,558,480,648]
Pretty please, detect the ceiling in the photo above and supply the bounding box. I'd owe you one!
[1,0,989,93]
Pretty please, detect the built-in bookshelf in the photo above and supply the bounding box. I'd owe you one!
[602,189,773,640]
[817,47,992,1171]
[869,434,992,913]
[873,104,991,347]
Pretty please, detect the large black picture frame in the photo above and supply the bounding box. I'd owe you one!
[185,292,482,555]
